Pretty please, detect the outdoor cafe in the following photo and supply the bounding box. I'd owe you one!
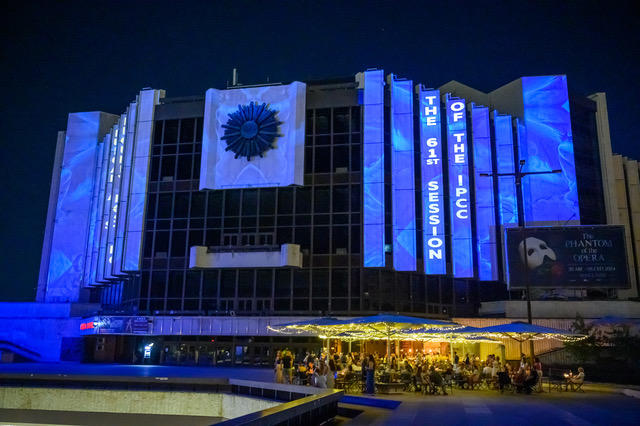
[268,314,587,395]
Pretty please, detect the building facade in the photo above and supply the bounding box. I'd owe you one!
[4,70,638,363]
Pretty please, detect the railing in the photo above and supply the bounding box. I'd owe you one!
[218,379,343,426]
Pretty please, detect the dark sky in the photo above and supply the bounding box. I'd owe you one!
[1,0,638,301]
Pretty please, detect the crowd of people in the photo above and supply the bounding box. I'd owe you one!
[273,348,585,395]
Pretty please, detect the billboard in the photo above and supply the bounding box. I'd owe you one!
[199,82,306,190]
[446,95,473,278]
[419,87,446,274]
[505,226,629,288]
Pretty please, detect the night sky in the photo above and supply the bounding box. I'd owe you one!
[1,0,638,301]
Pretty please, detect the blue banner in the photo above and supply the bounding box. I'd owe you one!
[446,95,473,278]
[471,104,497,281]
[419,87,446,274]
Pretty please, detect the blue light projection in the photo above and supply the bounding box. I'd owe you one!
[123,89,163,272]
[363,70,386,267]
[389,76,416,271]
[520,76,580,225]
[82,140,104,286]
[97,125,118,283]
[493,112,518,226]
[446,95,473,278]
[113,102,137,277]
[471,104,497,281]
[45,112,117,302]
[89,133,111,286]
[104,116,126,279]
[200,83,306,190]
[419,87,446,274]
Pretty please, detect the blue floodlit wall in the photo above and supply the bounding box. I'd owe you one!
[419,87,446,274]
[363,70,386,267]
[493,112,518,226]
[390,76,417,271]
[89,133,111,285]
[446,95,473,278]
[45,112,118,302]
[520,76,580,224]
[113,102,138,277]
[82,141,104,286]
[199,82,306,190]
[471,104,498,281]
[104,116,126,279]
[123,89,164,272]
[97,126,118,283]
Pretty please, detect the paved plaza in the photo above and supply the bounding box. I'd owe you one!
[2,364,639,425]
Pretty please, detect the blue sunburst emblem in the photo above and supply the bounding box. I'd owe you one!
[221,102,283,161]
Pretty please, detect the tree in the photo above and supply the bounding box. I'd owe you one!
[564,314,604,364]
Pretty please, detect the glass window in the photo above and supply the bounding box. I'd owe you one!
[294,227,311,250]
[196,118,203,142]
[314,187,330,213]
[150,157,160,182]
[350,226,360,253]
[313,226,329,254]
[333,146,349,170]
[259,189,276,215]
[312,270,329,297]
[242,190,258,215]
[153,121,163,145]
[305,147,313,173]
[208,191,223,217]
[293,270,309,292]
[203,271,218,297]
[220,270,236,297]
[351,107,361,132]
[180,118,195,143]
[154,231,169,254]
[256,269,272,297]
[176,155,193,180]
[277,227,292,245]
[350,145,360,171]
[188,229,203,247]
[238,270,254,298]
[332,186,349,213]
[333,107,349,133]
[295,187,311,214]
[315,109,330,134]
[185,271,200,298]
[168,271,183,298]
[164,120,179,143]
[146,193,157,219]
[277,188,293,214]
[190,192,205,218]
[170,230,186,257]
[332,226,348,253]
[150,271,166,298]
[274,269,291,297]
[161,156,176,180]
[174,192,189,217]
[225,191,240,216]
[306,109,314,134]
[314,147,330,173]
[350,185,360,212]
[332,269,348,297]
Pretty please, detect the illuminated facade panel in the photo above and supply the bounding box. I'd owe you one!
[123,89,164,272]
[446,95,473,278]
[104,116,127,279]
[97,126,118,283]
[520,75,580,225]
[45,112,118,302]
[199,82,306,190]
[89,134,111,286]
[419,87,446,274]
[82,140,104,286]
[493,112,518,226]
[362,69,385,267]
[113,102,138,277]
[390,76,417,271]
[471,104,498,281]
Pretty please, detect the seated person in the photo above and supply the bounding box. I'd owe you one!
[567,367,585,390]
[467,366,481,389]
[512,368,527,393]
[523,367,538,394]
[482,362,493,377]
[497,365,511,392]
[429,366,448,395]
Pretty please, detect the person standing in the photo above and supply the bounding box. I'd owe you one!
[365,354,376,395]
[453,351,459,365]
[274,351,284,384]
[327,358,337,389]
[533,357,543,392]
[282,350,292,384]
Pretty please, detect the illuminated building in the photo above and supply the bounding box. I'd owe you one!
[1,71,639,363]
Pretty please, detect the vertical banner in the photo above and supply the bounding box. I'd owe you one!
[520,75,579,225]
[446,94,473,278]
[493,112,518,226]
[471,104,498,281]
[362,69,385,267]
[419,87,446,274]
[389,75,417,271]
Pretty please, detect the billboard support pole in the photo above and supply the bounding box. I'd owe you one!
[481,160,561,361]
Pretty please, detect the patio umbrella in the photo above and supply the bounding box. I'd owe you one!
[268,317,348,352]
[473,321,585,358]
[334,314,460,360]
